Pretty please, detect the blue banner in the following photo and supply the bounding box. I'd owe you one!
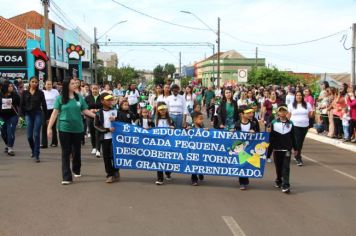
[112,122,270,178]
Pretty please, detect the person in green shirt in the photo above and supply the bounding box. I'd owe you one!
[203,86,215,118]
[47,78,96,185]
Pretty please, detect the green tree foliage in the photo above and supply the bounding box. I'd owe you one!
[97,66,139,86]
[180,77,192,88]
[164,63,176,79]
[153,65,166,85]
[248,67,302,86]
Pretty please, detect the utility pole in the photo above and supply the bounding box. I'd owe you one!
[212,44,215,87]
[93,27,98,84]
[179,51,182,76]
[42,0,52,81]
[255,47,258,68]
[352,23,356,87]
[217,17,221,88]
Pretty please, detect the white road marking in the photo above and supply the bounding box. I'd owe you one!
[222,216,247,236]
[302,154,356,182]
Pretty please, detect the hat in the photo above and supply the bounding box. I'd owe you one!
[157,105,168,111]
[103,94,114,100]
[277,104,288,112]
[239,105,254,114]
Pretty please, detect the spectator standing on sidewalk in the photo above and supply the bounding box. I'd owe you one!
[346,86,356,142]
[332,87,347,139]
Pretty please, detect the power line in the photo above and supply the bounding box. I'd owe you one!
[110,0,209,31]
[49,0,93,44]
[223,29,349,47]
[110,0,350,48]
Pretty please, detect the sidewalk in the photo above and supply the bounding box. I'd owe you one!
[306,128,356,153]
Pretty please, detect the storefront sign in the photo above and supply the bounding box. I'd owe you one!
[0,69,27,80]
[0,50,27,68]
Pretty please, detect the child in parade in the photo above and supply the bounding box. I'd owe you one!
[135,106,155,129]
[115,99,136,124]
[190,111,205,186]
[269,104,296,194]
[94,93,118,183]
[155,102,174,185]
[210,96,221,129]
[234,106,259,190]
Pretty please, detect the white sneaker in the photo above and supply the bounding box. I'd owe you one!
[61,181,71,185]
[91,148,97,154]
[73,174,81,178]
[96,151,101,158]
[267,158,272,163]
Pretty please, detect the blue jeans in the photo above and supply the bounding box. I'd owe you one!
[25,111,43,159]
[343,125,350,140]
[170,114,183,128]
[1,115,19,147]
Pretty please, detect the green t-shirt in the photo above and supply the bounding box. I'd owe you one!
[54,95,88,133]
[204,90,215,106]
[226,102,234,119]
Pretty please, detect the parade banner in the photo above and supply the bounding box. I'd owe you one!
[112,122,270,178]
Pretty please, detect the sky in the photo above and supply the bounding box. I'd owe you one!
[1,0,356,73]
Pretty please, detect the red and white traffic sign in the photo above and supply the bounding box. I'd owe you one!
[35,59,46,70]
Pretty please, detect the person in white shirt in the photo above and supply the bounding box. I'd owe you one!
[156,84,171,109]
[166,84,188,128]
[113,83,124,98]
[148,84,163,119]
[125,83,140,114]
[41,80,60,148]
[287,91,313,166]
[184,85,196,114]
[285,88,295,107]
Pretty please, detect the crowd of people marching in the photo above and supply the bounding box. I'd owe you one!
[0,76,355,193]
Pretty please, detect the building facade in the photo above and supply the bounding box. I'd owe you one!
[2,10,93,82]
[194,50,265,87]
[97,51,118,68]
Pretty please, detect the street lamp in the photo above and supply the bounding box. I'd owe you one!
[97,20,128,40]
[93,20,127,83]
[181,11,221,88]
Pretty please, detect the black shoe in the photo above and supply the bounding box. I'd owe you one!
[297,159,303,166]
[7,150,15,156]
[198,175,204,181]
[4,147,8,153]
[35,159,40,163]
[40,145,48,149]
[274,183,282,188]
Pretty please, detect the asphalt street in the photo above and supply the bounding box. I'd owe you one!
[0,129,356,236]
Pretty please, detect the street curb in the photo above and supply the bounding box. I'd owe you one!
[306,132,356,153]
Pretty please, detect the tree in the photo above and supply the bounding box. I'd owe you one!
[164,63,176,79]
[97,65,139,87]
[180,77,193,88]
[153,65,166,85]
[247,66,302,86]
